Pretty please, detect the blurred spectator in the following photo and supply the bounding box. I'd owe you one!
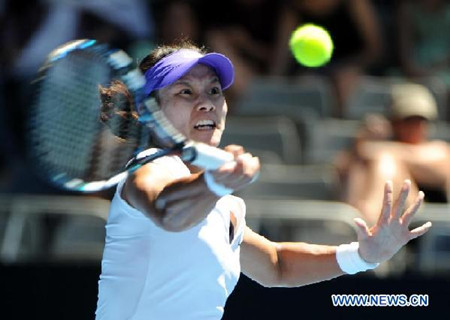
[2,0,154,79]
[0,0,154,194]
[203,0,281,107]
[335,83,450,224]
[270,0,383,117]
[397,0,450,119]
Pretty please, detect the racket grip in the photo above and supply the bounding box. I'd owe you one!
[181,142,234,170]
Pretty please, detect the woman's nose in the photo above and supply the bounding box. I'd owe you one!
[196,98,216,112]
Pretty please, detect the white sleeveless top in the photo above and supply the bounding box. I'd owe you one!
[95,153,246,320]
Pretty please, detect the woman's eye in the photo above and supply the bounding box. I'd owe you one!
[210,87,222,95]
[179,88,192,95]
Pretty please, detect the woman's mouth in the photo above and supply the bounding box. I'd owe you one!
[194,119,217,131]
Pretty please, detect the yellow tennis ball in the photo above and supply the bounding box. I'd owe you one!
[289,24,334,68]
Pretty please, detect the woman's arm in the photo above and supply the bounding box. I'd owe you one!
[122,146,260,232]
[241,180,431,287]
[241,228,342,287]
[122,162,220,232]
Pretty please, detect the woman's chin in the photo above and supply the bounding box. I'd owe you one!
[191,130,221,147]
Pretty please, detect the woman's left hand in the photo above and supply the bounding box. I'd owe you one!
[354,180,432,264]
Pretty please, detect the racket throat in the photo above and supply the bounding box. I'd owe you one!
[180,142,233,170]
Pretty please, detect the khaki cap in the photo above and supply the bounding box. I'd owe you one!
[390,83,438,120]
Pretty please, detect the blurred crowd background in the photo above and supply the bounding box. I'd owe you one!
[1,0,449,192]
[0,0,450,318]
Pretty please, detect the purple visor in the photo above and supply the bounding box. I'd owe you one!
[143,49,235,96]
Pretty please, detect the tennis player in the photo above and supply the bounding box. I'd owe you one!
[95,41,431,319]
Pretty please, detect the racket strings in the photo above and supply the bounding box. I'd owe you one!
[32,57,99,175]
[30,50,142,183]
[27,40,188,191]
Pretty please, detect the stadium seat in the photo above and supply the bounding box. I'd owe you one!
[235,163,338,201]
[344,76,392,120]
[344,76,448,120]
[221,115,303,164]
[244,198,361,245]
[302,118,361,165]
[234,75,334,119]
[0,194,109,263]
[409,203,450,275]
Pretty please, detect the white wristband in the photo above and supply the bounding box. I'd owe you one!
[203,171,234,197]
[336,242,380,275]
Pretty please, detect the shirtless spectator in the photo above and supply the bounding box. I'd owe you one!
[336,83,450,223]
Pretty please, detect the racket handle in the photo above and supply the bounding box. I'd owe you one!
[181,142,234,170]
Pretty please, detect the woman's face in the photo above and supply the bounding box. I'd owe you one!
[157,64,228,147]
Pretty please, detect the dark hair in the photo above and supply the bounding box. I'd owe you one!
[99,39,205,139]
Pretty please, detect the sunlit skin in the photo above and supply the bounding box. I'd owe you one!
[157,64,228,148]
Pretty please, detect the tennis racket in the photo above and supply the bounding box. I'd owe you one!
[27,39,234,192]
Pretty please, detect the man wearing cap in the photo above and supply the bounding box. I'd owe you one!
[337,83,450,224]
[96,42,432,319]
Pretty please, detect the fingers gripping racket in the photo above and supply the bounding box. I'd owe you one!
[27,39,233,192]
